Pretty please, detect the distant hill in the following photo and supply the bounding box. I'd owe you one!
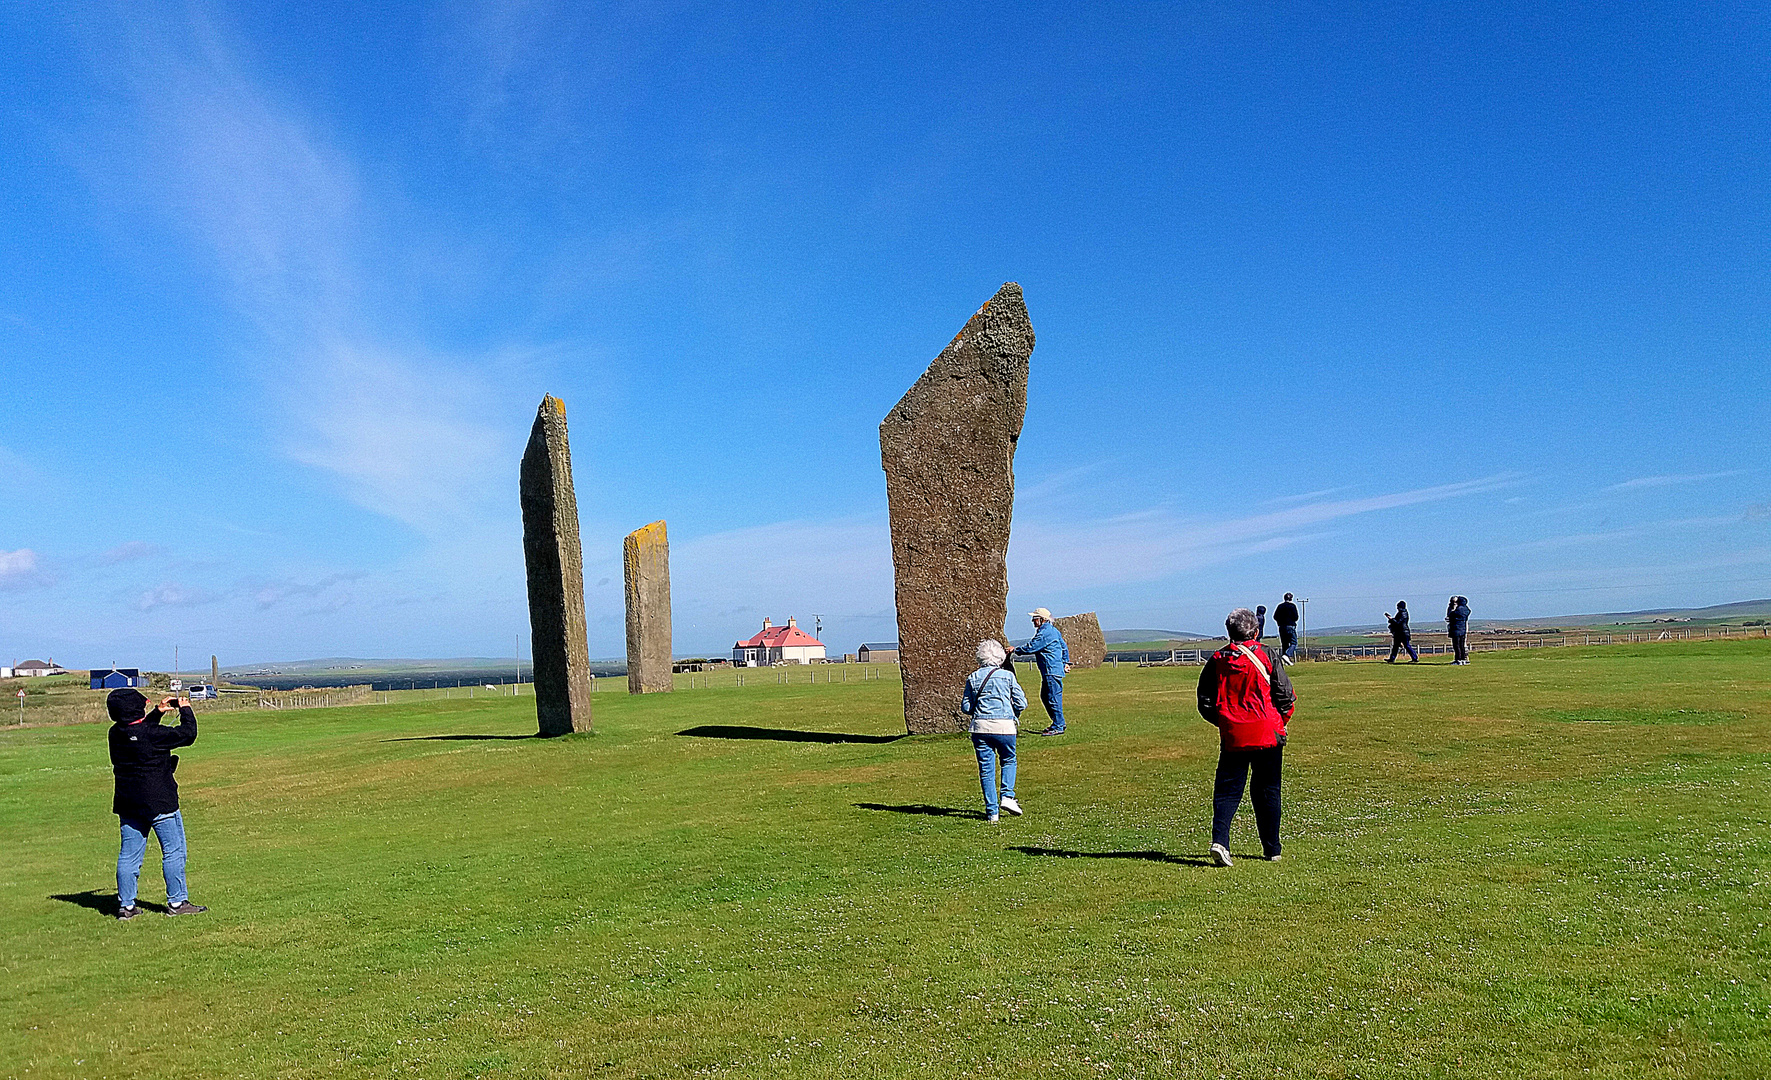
[1104,628,1213,644]
[1310,597,1771,637]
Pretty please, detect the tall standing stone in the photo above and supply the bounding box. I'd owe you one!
[880,283,1034,734]
[520,395,594,735]
[624,520,673,694]
[1054,612,1107,669]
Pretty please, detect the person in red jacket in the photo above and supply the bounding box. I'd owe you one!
[1197,607,1296,866]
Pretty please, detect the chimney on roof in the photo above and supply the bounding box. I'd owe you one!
[762,617,772,629]
[788,616,797,628]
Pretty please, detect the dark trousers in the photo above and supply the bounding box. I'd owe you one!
[1451,632,1468,662]
[1212,746,1282,855]
[1278,624,1298,660]
[1388,635,1418,662]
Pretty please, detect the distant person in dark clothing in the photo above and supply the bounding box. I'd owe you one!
[107,689,207,920]
[1447,596,1471,665]
[1255,605,1268,642]
[1274,593,1301,665]
[1384,601,1419,663]
[1014,607,1071,736]
[1197,608,1295,866]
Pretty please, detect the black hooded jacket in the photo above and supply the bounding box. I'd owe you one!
[1387,608,1411,640]
[109,706,197,819]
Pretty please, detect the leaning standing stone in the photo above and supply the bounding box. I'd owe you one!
[624,520,673,694]
[880,283,1034,734]
[1054,612,1107,669]
[519,395,594,735]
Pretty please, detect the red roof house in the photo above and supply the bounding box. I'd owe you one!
[732,617,827,666]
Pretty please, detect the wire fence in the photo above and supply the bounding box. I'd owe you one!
[1131,624,1771,666]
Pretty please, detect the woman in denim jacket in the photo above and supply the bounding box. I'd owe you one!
[960,639,1028,823]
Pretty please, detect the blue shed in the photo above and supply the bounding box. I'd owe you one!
[90,668,147,690]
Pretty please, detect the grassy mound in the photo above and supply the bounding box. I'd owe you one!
[3,641,1768,1078]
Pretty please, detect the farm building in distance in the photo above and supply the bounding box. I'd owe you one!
[857,641,900,663]
[12,659,64,677]
[732,617,827,666]
[89,668,149,690]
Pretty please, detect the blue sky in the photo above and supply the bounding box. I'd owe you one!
[2,1,1767,666]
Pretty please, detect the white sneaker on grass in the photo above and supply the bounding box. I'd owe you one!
[1210,843,1233,867]
[985,814,1000,824]
[999,796,1023,816]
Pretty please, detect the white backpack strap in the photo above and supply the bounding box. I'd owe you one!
[1230,642,1271,685]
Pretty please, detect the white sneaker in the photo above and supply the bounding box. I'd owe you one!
[999,796,1023,816]
[985,814,1000,824]
[1210,843,1233,867]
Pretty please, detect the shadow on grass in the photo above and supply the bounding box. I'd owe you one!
[854,802,980,818]
[680,725,908,745]
[383,734,545,742]
[1009,845,1215,867]
[51,890,167,917]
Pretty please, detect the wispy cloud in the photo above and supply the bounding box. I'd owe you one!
[1009,475,1520,591]
[100,541,162,565]
[136,583,220,611]
[0,549,54,591]
[251,572,360,611]
[1607,471,1744,491]
[99,6,525,539]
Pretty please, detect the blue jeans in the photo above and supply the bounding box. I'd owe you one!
[118,811,187,908]
[1038,674,1065,731]
[971,733,1017,816]
[1279,625,1298,660]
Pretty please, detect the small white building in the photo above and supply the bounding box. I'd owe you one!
[732,617,827,666]
[12,659,63,678]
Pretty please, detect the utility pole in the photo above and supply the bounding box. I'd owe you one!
[1300,598,1310,660]
[515,633,521,696]
[813,614,823,641]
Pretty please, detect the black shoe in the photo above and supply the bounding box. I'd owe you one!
[116,905,142,921]
[1037,727,1065,736]
[166,901,208,917]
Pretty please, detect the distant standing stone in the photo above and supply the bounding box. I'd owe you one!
[880,283,1034,734]
[519,395,594,735]
[1054,612,1107,669]
[624,520,673,694]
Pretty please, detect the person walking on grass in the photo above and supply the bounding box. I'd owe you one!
[107,688,207,920]
[1274,593,1301,665]
[1385,600,1419,664]
[1447,595,1472,665]
[1014,607,1072,736]
[1255,604,1268,642]
[961,639,1027,823]
[1197,608,1294,866]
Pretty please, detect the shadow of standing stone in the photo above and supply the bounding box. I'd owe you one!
[879,283,1034,734]
[1054,611,1106,669]
[624,520,673,694]
[520,395,594,735]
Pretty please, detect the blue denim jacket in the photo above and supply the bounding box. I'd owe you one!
[961,664,1027,733]
[1014,623,1069,678]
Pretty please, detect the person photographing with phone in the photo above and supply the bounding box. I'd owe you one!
[107,688,207,919]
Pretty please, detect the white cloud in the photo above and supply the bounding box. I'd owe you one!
[100,541,162,565]
[1008,475,1519,592]
[0,549,53,591]
[1607,471,1745,491]
[101,6,526,540]
[136,583,220,611]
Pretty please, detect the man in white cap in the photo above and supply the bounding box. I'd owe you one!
[1013,608,1072,736]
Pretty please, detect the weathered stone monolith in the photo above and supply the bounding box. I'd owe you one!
[624,520,673,694]
[519,395,594,735]
[880,283,1034,734]
[1054,612,1107,669]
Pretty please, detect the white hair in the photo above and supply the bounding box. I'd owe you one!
[976,639,1007,666]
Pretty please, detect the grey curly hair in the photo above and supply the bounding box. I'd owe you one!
[1226,608,1259,641]
[976,639,1007,666]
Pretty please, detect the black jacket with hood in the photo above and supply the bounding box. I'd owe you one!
[107,691,197,820]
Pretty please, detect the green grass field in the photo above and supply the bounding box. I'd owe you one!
[3,641,1768,1079]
